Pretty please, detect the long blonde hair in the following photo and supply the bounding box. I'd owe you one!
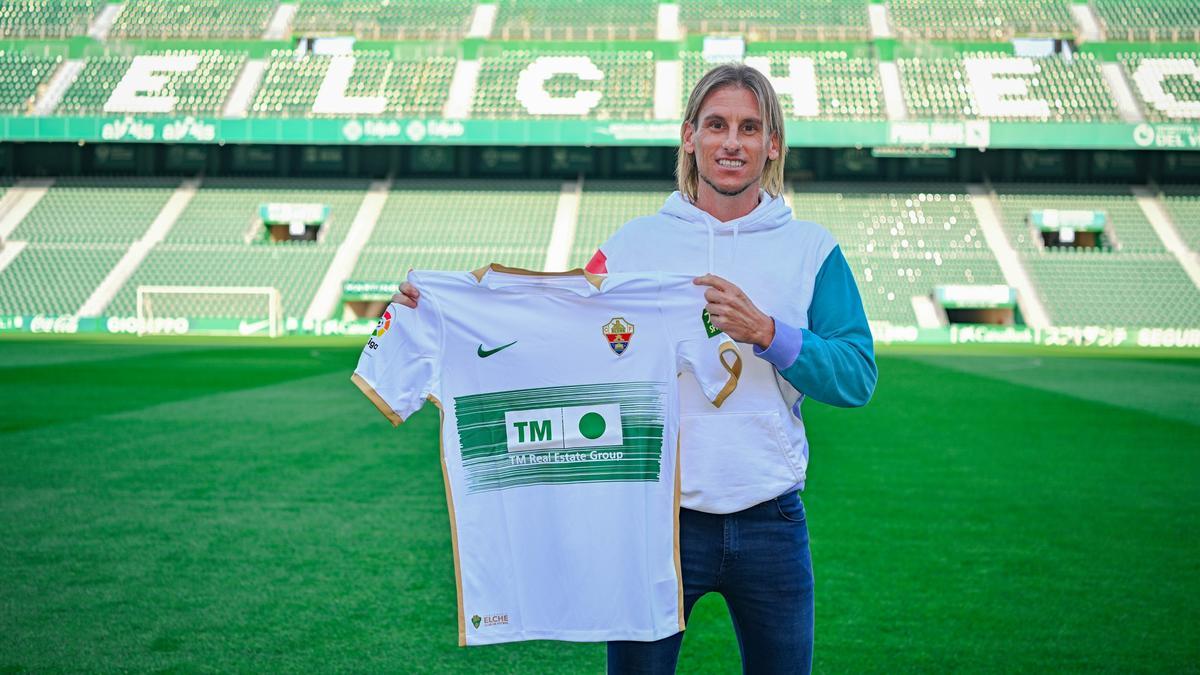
[676,63,787,201]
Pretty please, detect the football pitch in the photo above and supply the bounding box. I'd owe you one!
[2,336,1197,673]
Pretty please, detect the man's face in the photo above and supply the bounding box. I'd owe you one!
[682,85,780,200]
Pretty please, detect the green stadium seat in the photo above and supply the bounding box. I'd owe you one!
[683,51,885,121]
[108,244,335,319]
[471,50,655,120]
[291,0,473,40]
[570,180,675,268]
[0,243,126,315]
[352,180,560,277]
[0,178,149,316]
[0,0,96,38]
[1159,187,1200,253]
[794,183,1006,325]
[0,52,62,115]
[110,0,276,39]
[898,52,1119,122]
[55,50,246,117]
[679,0,870,41]
[10,177,178,244]
[167,177,370,245]
[994,184,1200,327]
[250,51,455,118]
[1093,0,1200,42]
[493,0,658,40]
[1117,52,1200,123]
[887,0,1075,40]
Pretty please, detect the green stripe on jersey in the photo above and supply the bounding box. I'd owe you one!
[453,381,666,493]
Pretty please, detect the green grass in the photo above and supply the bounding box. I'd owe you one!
[2,337,1198,673]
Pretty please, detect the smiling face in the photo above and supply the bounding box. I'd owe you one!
[681,85,781,217]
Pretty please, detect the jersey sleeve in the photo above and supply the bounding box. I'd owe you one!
[351,297,441,426]
[657,276,743,407]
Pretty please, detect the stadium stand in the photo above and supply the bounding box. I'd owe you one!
[165,178,369,245]
[1117,52,1200,123]
[996,185,1165,254]
[1092,0,1200,42]
[471,50,655,119]
[795,184,1006,325]
[1158,187,1200,253]
[95,177,370,319]
[569,180,674,268]
[887,0,1076,40]
[107,244,335,319]
[678,0,871,41]
[897,52,1120,122]
[9,178,177,243]
[351,180,560,277]
[54,51,246,116]
[492,0,658,40]
[0,178,177,317]
[0,0,96,38]
[994,185,1200,327]
[110,0,276,39]
[250,51,456,117]
[683,51,885,120]
[290,0,474,40]
[0,52,62,115]
[0,243,127,315]
[1020,256,1200,327]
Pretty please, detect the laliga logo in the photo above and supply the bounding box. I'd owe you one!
[373,310,392,337]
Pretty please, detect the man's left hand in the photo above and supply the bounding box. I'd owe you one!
[693,274,775,350]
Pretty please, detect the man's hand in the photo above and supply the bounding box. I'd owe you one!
[693,274,775,350]
[391,281,419,309]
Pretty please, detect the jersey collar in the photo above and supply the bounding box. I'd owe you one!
[471,263,605,296]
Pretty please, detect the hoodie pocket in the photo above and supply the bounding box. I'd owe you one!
[679,411,803,496]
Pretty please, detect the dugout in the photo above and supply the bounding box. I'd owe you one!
[260,203,329,242]
[934,285,1021,326]
[1029,209,1108,250]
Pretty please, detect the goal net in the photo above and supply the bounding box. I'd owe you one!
[136,286,283,337]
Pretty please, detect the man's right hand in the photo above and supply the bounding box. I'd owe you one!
[391,282,419,308]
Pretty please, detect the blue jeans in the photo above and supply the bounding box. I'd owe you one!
[607,491,814,674]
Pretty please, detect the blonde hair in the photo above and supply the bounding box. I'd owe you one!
[676,63,787,201]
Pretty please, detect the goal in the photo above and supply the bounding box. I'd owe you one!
[136,286,283,337]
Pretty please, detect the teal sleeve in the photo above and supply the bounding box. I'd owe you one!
[767,246,877,408]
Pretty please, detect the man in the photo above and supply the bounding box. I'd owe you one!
[395,64,876,673]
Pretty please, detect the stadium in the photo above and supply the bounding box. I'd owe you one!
[0,0,1197,672]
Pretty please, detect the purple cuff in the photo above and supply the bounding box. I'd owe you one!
[753,318,803,371]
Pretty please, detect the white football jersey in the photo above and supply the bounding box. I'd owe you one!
[352,265,742,646]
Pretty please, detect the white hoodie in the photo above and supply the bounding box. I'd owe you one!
[595,190,864,514]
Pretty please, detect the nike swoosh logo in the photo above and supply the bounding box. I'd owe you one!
[238,319,270,335]
[477,341,517,358]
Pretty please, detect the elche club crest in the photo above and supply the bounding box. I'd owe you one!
[602,317,634,355]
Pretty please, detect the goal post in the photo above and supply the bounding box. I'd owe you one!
[136,285,283,337]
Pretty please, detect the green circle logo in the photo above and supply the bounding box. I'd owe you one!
[578,412,606,440]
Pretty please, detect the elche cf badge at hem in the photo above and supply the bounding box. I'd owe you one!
[602,317,635,355]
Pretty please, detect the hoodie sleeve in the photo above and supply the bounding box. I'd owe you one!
[754,246,877,408]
